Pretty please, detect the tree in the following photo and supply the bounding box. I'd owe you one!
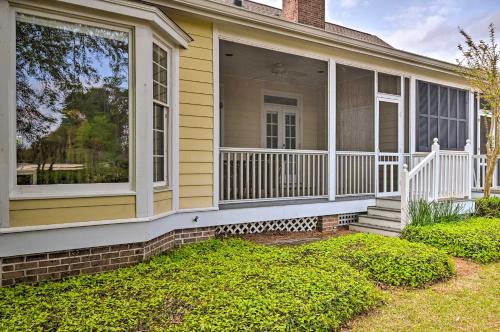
[457,23,500,197]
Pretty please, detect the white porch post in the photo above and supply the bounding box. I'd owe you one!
[409,77,417,158]
[0,1,11,228]
[135,26,154,218]
[400,164,409,229]
[431,138,440,200]
[328,58,336,201]
[465,139,473,198]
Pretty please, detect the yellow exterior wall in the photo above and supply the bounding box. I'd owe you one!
[154,190,172,215]
[9,196,136,227]
[170,13,214,210]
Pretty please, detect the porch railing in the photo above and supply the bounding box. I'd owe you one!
[219,147,328,203]
[336,152,375,196]
[472,155,500,190]
[401,139,473,227]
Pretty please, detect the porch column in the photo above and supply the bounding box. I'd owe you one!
[409,77,417,155]
[328,58,336,201]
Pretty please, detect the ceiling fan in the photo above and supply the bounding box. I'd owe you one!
[249,62,308,81]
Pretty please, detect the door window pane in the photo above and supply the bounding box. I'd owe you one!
[266,112,278,148]
[378,101,399,153]
[285,113,297,149]
[15,14,129,185]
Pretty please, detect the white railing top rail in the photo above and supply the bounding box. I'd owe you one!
[220,147,328,154]
[336,151,375,155]
[407,150,436,178]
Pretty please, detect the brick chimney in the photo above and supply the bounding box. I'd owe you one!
[282,0,325,29]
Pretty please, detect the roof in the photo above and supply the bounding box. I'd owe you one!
[216,0,392,48]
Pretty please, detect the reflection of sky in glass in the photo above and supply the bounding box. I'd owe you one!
[16,14,129,145]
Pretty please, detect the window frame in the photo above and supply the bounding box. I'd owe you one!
[152,39,172,188]
[9,6,135,198]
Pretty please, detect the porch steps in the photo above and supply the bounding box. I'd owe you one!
[349,198,402,237]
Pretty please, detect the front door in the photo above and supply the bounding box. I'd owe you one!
[263,105,300,149]
[376,96,403,197]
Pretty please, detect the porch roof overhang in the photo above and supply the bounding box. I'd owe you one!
[151,0,462,76]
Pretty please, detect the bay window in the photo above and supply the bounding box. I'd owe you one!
[15,13,130,186]
[152,43,170,186]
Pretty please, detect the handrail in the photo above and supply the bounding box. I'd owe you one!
[408,150,436,177]
[401,138,473,229]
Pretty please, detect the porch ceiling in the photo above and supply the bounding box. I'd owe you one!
[220,40,327,87]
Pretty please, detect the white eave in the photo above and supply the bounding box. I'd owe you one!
[11,0,193,48]
[154,0,460,75]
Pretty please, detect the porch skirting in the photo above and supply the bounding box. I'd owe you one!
[1,214,345,287]
[0,227,216,287]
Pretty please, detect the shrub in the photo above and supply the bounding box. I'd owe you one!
[301,233,455,288]
[475,197,500,218]
[0,239,382,331]
[402,217,500,263]
[406,200,466,226]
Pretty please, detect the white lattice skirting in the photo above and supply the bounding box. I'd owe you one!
[216,217,318,235]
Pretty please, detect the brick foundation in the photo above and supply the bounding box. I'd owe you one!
[0,227,215,287]
[317,215,339,233]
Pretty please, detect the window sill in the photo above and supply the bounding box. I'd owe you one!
[10,185,135,201]
[154,186,172,193]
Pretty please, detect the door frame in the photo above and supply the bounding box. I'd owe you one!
[260,89,303,149]
[375,94,404,197]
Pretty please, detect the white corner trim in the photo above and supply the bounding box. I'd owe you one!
[171,47,180,211]
[0,1,11,228]
[134,26,154,217]
[212,25,220,209]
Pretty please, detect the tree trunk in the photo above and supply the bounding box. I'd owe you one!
[483,155,496,197]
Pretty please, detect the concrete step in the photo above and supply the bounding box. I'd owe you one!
[349,223,402,237]
[376,197,401,210]
[358,214,401,229]
[367,206,401,219]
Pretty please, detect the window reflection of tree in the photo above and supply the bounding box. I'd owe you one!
[16,15,129,185]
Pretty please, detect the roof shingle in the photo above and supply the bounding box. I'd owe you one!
[216,0,392,48]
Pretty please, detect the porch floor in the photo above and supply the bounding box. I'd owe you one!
[219,195,374,210]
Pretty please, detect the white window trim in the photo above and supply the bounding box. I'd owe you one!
[152,39,173,189]
[260,89,303,149]
[9,6,135,198]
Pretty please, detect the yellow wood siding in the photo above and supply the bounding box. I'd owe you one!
[171,13,214,209]
[9,196,136,227]
[154,190,173,215]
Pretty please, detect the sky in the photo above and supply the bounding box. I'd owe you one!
[251,0,500,63]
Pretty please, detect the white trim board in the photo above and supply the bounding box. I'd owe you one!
[0,198,374,257]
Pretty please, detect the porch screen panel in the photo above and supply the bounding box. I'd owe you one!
[416,80,468,152]
[336,64,375,151]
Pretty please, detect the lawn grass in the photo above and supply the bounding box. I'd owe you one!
[346,260,500,331]
[403,217,500,263]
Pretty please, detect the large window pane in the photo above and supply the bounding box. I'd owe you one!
[16,14,129,185]
[416,80,468,152]
[336,64,374,151]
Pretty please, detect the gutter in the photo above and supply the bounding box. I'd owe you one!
[151,0,461,76]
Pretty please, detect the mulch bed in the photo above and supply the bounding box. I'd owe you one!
[240,227,354,246]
